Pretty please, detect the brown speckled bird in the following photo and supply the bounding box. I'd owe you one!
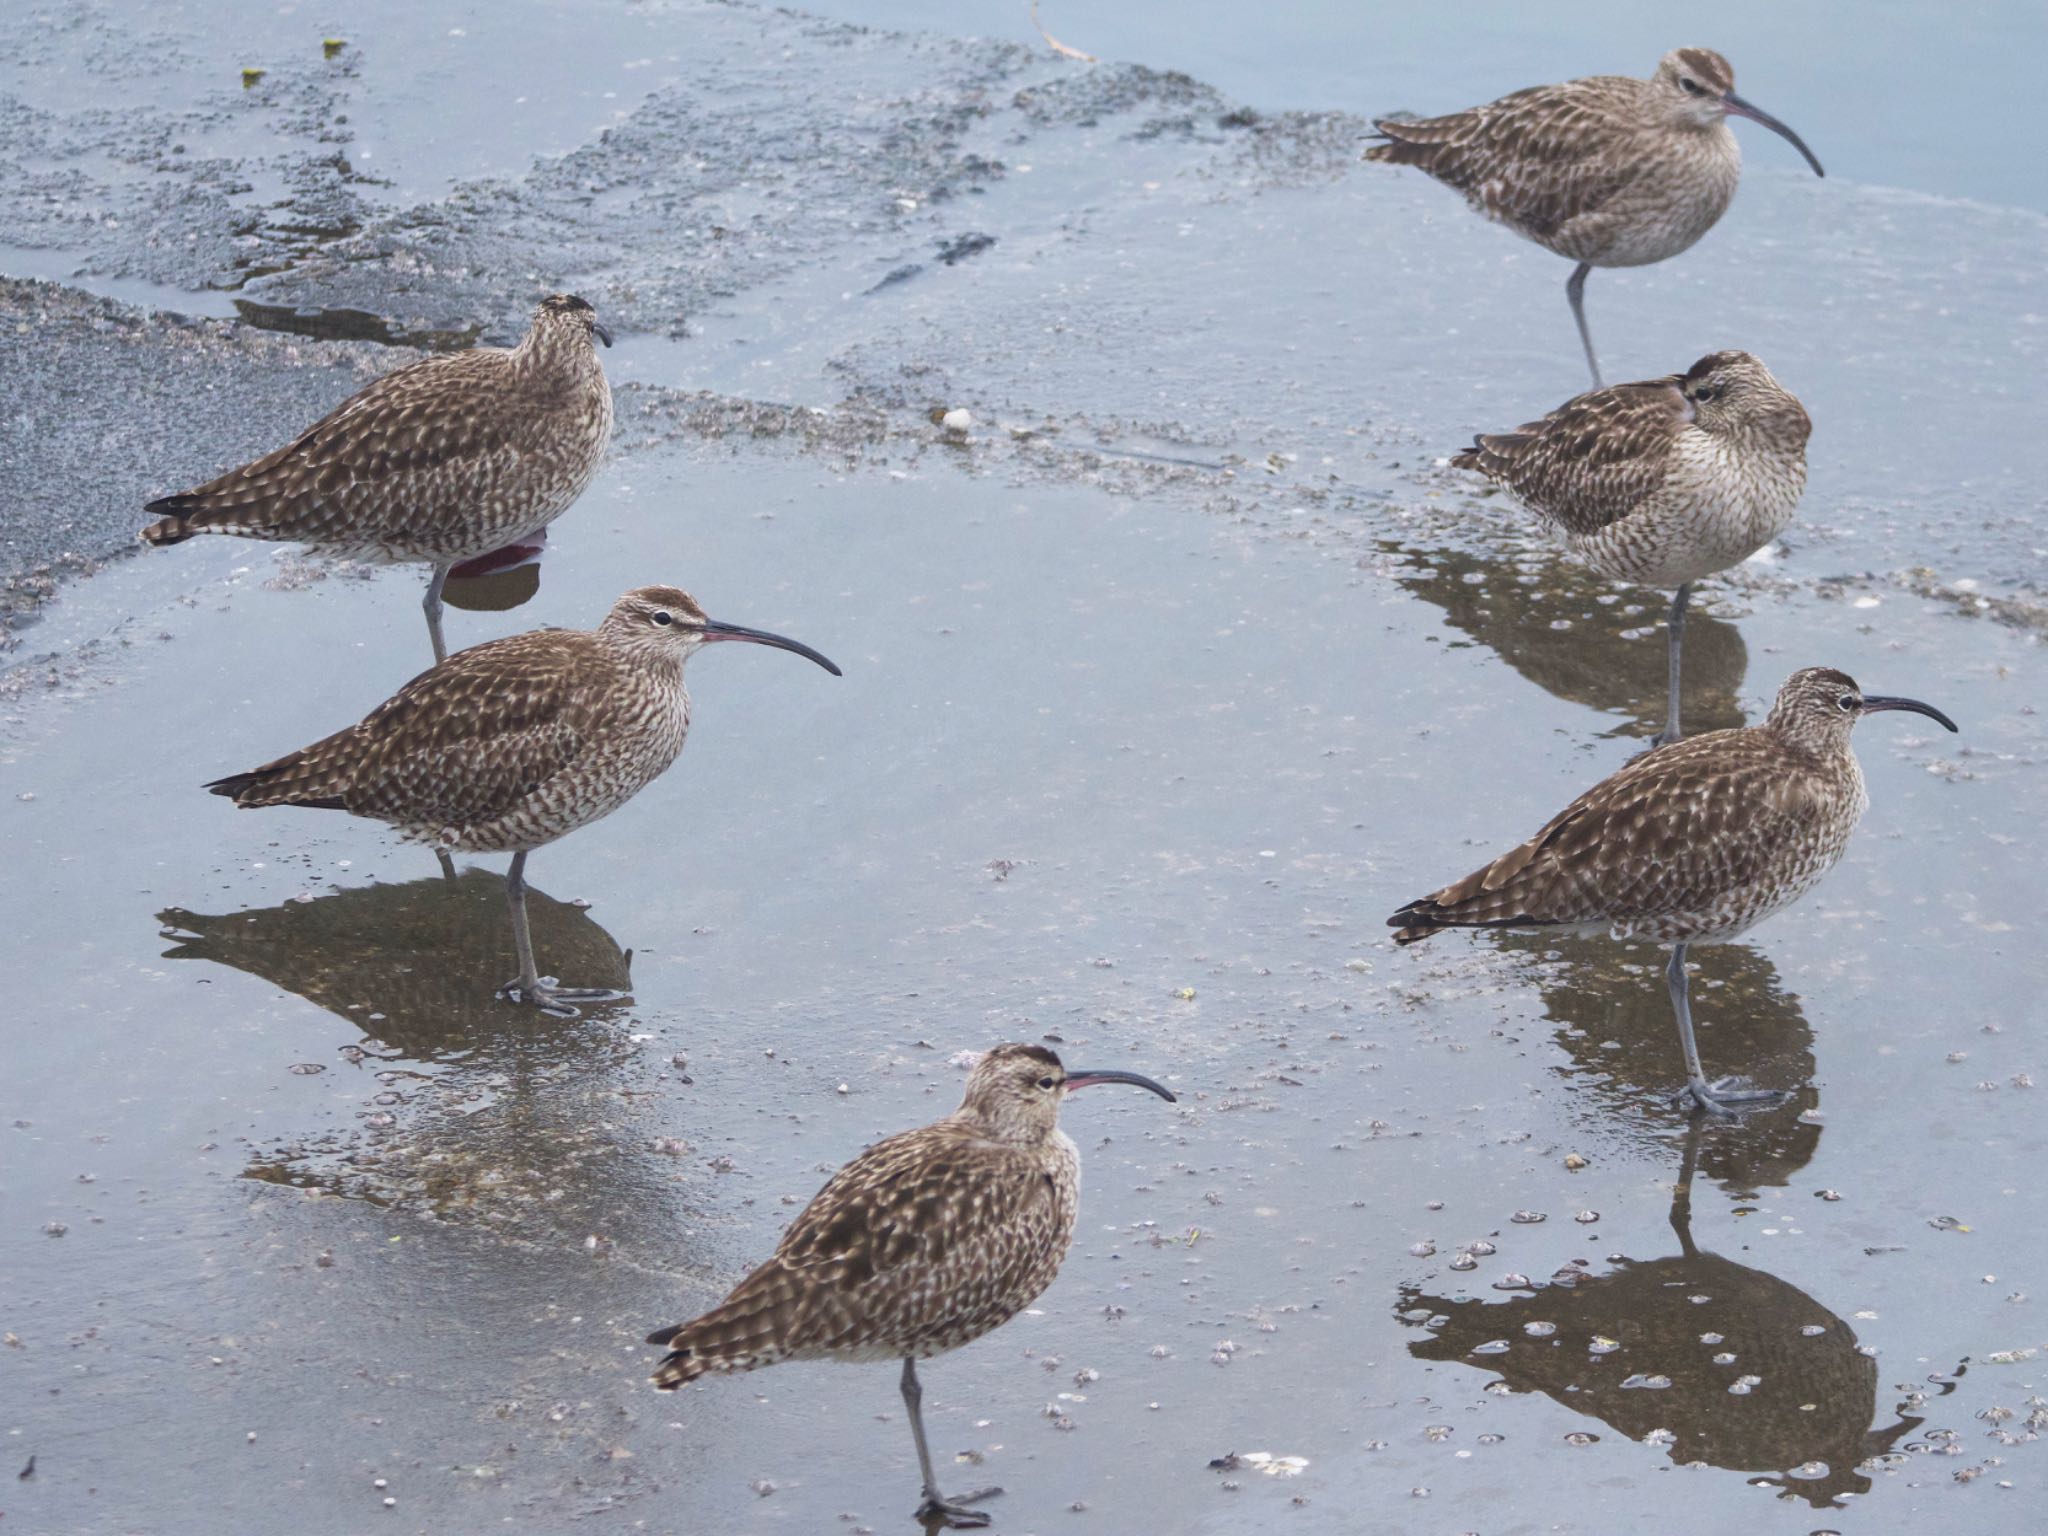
[142,293,615,663]
[1366,48,1824,384]
[205,585,839,1013]
[645,1044,1176,1527]
[1455,350,1811,744]
[1390,667,1956,1115]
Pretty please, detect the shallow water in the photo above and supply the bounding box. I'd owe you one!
[3,3,2045,1534]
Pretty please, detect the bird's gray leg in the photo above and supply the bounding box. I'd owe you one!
[505,850,544,998]
[1667,943,1779,1115]
[1651,583,1690,748]
[901,1357,1000,1528]
[435,849,458,882]
[423,563,452,665]
[1566,262,1602,387]
[499,851,627,1018]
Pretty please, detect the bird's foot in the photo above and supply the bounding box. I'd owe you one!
[915,1486,1001,1528]
[1649,725,1684,750]
[1675,1076,1783,1117]
[499,976,629,1019]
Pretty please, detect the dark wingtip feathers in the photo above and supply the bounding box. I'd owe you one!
[1451,432,1528,480]
[645,1322,704,1389]
[202,766,292,802]
[142,495,263,546]
[1388,901,1445,945]
[1364,116,1444,166]
[140,509,195,546]
[648,1340,705,1391]
[203,764,346,811]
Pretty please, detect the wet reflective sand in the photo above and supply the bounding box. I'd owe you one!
[2,3,2043,1533]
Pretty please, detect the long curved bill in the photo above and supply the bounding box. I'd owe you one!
[1860,694,1958,732]
[593,321,615,347]
[1065,1068,1176,1103]
[1722,92,1825,177]
[699,619,842,676]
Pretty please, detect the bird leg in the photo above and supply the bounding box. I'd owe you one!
[422,562,452,665]
[499,851,628,1018]
[1566,262,1602,387]
[901,1357,1000,1528]
[1650,583,1690,748]
[435,849,458,882]
[1666,944,1780,1115]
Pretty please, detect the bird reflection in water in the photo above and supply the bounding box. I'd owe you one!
[1397,1123,1930,1507]
[442,529,547,617]
[1389,541,1749,741]
[1498,934,1820,1191]
[158,868,632,1059]
[160,870,663,1224]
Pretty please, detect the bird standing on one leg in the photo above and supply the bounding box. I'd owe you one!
[1365,49,1824,385]
[643,1044,1177,1527]
[142,293,616,664]
[205,585,839,1014]
[1453,350,1810,745]
[1388,668,1955,1117]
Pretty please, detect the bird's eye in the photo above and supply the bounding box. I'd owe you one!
[1036,1076,1057,1090]
[1836,692,1858,712]
[1692,384,1719,403]
[652,611,674,626]
[1680,77,1704,96]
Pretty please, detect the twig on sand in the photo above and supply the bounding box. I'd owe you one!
[1030,1,1096,62]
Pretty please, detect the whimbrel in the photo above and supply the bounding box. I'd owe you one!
[1455,350,1810,744]
[205,585,838,1013]
[142,294,615,663]
[1389,667,1956,1115]
[1366,49,1825,384]
[644,1044,1176,1526]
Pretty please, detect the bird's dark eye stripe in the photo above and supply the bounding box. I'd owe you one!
[1680,78,1703,95]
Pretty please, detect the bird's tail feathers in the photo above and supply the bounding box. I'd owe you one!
[1363,113,1458,166]
[204,752,347,810]
[645,1291,795,1391]
[1388,895,1551,946]
[141,493,282,547]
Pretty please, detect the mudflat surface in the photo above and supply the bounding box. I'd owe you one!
[2,4,2044,1535]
